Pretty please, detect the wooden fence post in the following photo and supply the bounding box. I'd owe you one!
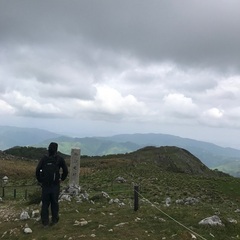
[134,185,139,211]
[2,187,4,198]
[14,189,16,199]
[25,189,28,199]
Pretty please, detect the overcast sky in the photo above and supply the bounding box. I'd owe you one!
[1,0,240,148]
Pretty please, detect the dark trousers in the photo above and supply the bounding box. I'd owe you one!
[41,184,60,225]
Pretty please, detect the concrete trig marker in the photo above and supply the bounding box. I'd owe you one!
[68,148,81,195]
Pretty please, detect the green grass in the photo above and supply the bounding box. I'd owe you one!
[1,155,240,239]
[1,194,239,240]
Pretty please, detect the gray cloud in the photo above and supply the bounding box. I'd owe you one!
[1,0,240,147]
[1,0,240,70]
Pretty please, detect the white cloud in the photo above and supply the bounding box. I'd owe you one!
[203,108,224,119]
[200,107,226,128]
[77,85,148,121]
[163,93,198,118]
[0,99,15,115]
[204,76,240,102]
[3,91,62,117]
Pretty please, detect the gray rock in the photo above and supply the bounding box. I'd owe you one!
[176,197,199,205]
[31,210,40,218]
[20,211,30,220]
[23,224,32,234]
[102,191,110,199]
[115,222,129,227]
[24,227,32,234]
[60,194,71,202]
[165,197,171,206]
[198,215,224,226]
[227,218,237,224]
[74,219,88,226]
[115,177,126,183]
[67,185,81,196]
[175,199,184,204]
[184,197,199,205]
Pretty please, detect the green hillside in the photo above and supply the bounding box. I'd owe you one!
[35,133,240,176]
[3,146,69,160]
[36,136,140,156]
[0,146,239,239]
[214,160,240,178]
[128,146,228,177]
[1,126,240,177]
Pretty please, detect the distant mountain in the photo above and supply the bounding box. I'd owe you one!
[39,133,240,177]
[0,126,60,150]
[36,135,140,156]
[214,160,240,178]
[1,126,240,177]
[99,133,240,167]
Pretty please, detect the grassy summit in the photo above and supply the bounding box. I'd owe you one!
[0,146,239,239]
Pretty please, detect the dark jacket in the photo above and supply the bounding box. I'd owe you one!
[36,154,68,186]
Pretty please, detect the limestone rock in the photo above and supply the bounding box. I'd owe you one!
[190,233,197,239]
[198,215,224,226]
[176,197,199,205]
[165,197,171,207]
[227,218,237,224]
[20,211,30,220]
[67,185,81,196]
[60,194,72,202]
[109,198,125,207]
[23,224,32,234]
[24,227,32,234]
[102,191,110,199]
[98,224,105,228]
[80,192,89,200]
[74,219,88,226]
[31,210,40,218]
[115,222,129,227]
[115,177,126,183]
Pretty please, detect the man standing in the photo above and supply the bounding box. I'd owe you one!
[36,142,68,227]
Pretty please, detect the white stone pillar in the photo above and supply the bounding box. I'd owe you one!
[69,148,81,189]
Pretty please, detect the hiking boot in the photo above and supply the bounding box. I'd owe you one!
[50,217,59,226]
[43,223,49,228]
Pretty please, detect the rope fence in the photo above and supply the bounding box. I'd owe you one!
[1,183,208,239]
[134,187,208,240]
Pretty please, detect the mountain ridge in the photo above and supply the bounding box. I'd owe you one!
[0,126,60,150]
[1,126,240,176]
[2,145,229,178]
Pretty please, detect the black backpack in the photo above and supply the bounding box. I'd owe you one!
[41,156,59,185]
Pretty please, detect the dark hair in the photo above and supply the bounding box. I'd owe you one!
[48,142,58,156]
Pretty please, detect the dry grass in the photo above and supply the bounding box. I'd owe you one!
[0,158,36,180]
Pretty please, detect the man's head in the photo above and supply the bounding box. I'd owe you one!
[48,142,58,156]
